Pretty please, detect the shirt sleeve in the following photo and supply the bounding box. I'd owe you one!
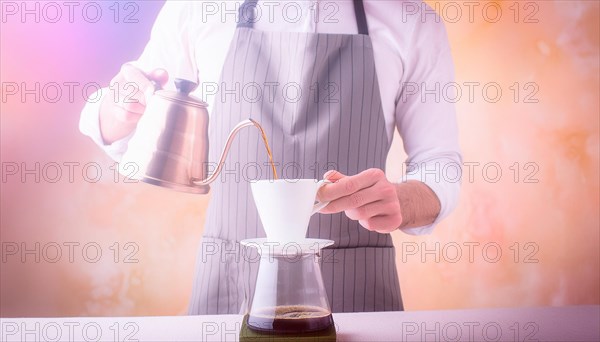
[78,1,198,161]
[395,7,462,235]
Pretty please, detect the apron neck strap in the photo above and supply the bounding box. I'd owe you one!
[237,0,257,29]
[237,0,370,36]
[353,0,369,35]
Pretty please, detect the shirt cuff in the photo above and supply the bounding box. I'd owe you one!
[399,157,462,235]
[78,88,133,162]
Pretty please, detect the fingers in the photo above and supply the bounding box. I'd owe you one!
[323,170,345,182]
[344,199,400,221]
[318,168,384,203]
[118,64,155,106]
[110,105,143,124]
[317,170,346,204]
[108,74,146,122]
[108,65,169,123]
[359,212,403,234]
[121,64,155,91]
[319,183,381,214]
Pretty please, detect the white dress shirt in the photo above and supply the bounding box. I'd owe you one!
[80,0,462,235]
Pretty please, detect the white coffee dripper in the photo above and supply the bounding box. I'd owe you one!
[250,179,330,242]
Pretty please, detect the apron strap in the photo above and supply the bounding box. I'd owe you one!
[237,0,370,36]
[237,0,258,29]
[353,0,369,35]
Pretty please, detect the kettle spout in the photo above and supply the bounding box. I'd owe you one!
[192,119,256,186]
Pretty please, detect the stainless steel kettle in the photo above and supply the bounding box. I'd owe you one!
[119,78,255,194]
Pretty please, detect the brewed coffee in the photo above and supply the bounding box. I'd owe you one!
[250,119,278,179]
[247,305,334,334]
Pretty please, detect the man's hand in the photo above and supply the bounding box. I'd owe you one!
[99,64,169,144]
[317,169,403,233]
[318,169,442,233]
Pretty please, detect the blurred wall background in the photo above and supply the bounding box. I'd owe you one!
[1,0,598,317]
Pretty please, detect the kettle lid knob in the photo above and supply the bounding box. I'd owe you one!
[174,78,198,95]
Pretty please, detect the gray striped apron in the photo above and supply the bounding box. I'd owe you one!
[189,0,403,314]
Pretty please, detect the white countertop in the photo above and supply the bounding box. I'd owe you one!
[1,305,598,341]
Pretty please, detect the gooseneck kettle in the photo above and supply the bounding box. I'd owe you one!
[119,78,255,194]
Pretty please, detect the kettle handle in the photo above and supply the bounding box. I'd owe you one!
[192,119,256,186]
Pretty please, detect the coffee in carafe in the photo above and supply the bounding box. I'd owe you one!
[248,305,334,333]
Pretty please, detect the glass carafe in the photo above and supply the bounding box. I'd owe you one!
[242,240,334,334]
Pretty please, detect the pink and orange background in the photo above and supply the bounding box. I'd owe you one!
[1,1,598,317]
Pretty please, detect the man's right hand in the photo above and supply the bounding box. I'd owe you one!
[99,64,169,144]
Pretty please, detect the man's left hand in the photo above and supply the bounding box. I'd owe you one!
[317,169,403,233]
